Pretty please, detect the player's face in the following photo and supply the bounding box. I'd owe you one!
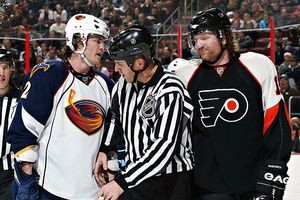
[193,32,222,63]
[0,61,12,90]
[84,35,107,66]
[114,60,135,83]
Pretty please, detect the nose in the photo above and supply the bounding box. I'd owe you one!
[0,68,4,76]
[114,63,121,73]
[98,42,105,52]
[194,39,204,50]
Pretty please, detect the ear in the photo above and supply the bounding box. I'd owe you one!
[222,38,227,45]
[135,57,145,70]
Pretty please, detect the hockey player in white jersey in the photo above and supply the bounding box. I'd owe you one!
[6,14,114,200]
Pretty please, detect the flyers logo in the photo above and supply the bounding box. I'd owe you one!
[198,89,248,127]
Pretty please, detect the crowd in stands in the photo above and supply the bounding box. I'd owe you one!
[0,0,300,96]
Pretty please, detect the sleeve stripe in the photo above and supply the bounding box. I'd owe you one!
[263,102,279,135]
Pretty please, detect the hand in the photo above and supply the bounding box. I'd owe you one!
[13,163,39,200]
[94,152,109,186]
[96,180,124,200]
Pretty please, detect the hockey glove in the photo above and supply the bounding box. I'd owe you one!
[12,163,39,200]
[255,160,289,200]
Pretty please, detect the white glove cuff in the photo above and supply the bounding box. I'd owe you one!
[15,145,38,163]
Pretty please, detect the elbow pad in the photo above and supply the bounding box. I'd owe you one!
[15,145,38,163]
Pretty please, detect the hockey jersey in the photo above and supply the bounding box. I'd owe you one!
[7,61,113,199]
[186,52,292,193]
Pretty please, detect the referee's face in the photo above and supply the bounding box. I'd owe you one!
[0,61,12,90]
[114,60,135,83]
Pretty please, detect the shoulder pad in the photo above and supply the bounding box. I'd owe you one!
[167,58,201,87]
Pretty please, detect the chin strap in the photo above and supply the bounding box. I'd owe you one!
[79,52,94,67]
[206,39,226,65]
[206,48,225,65]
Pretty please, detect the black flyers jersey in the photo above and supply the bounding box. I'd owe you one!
[187,52,291,193]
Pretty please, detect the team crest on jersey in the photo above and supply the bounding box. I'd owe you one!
[30,63,51,78]
[198,88,248,127]
[142,94,156,118]
[65,89,105,135]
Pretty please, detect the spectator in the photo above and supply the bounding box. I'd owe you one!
[243,12,258,29]
[161,46,173,66]
[53,4,68,23]
[0,38,19,60]
[278,52,292,75]
[132,7,140,23]
[69,0,85,17]
[9,4,23,28]
[238,31,254,49]
[231,12,245,30]
[100,7,111,26]
[251,2,266,22]
[44,49,62,63]
[279,74,300,107]
[49,15,67,37]
[259,12,270,30]
[277,8,293,27]
[118,0,132,16]
[269,2,281,22]
[239,1,251,17]
[35,55,44,65]
[140,0,152,16]
[275,42,286,66]
[110,8,122,27]
[137,13,153,32]
[291,117,300,152]
[33,17,49,37]
[87,0,101,18]
[182,39,192,60]
[286,56,300,90]
[38,4,54,22]
[0,49,21,200]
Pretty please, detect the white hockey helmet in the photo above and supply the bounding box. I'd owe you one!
[65,14,110,53]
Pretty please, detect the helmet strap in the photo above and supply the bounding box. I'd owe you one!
[206,39,226,65]
[79,52,94,67]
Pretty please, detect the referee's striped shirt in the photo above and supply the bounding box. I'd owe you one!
[0,85,20,171]
[104,64,194,189]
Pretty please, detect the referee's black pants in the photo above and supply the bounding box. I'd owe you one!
[119,171,192,200]
[192,185,255,200]
[0,170,14,200]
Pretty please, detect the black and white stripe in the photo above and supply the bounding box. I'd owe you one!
[0,90,19,171]
[105,68,194,188]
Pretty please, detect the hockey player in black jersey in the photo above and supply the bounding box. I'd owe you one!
[95,25,194,200]
[187,8,292,200]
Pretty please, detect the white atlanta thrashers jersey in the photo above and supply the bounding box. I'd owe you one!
[7,61,113,199]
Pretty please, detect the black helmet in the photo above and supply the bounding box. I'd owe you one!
[188,8,231,45]
[0,48,13,66]
[109,25,155,68]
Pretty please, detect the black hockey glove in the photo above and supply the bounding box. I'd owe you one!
[255,160,289,200]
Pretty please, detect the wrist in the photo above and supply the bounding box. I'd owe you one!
[20,162,33,175]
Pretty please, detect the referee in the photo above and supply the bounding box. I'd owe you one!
[0,48,21,200]
[95,25,194,200]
